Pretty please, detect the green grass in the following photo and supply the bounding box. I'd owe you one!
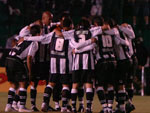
[0,92,150,113]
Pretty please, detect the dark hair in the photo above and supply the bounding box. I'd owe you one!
[104,18,117,28]
[93,16,104,26]
[30,25,41,36]
[78,18,90,29]
[60,12,71,21]
[62,18,73,28]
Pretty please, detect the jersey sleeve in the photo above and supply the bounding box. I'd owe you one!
[90,26,102,37]
[118,25,135,39]
[114,34,129,46]
[27,42,38,57]
[24,32,54,44]
[19,26,30,37]
[75,43,96,53]
[62,30,75,40]
[69,38,92,49]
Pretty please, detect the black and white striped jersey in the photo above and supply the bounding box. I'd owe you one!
[118,25,135,57]
[103,28,131,61]
[24,32,73,74]
[69,29,95,71]
[95,33,116,62]
[9,41,38,61]
[49,33,70,74]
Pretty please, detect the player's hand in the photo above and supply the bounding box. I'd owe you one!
[17,37,24,44]
[72,49,75,54]
[91,37,97,43]
[102,24,110,30]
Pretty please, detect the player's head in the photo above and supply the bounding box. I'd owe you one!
[104,18,117,28]
[78,17,90,29]
[93,16,104,26]
[62,17,73,29]
[34,19,43,28]
[30,25,41,36]
[42,11,53,25]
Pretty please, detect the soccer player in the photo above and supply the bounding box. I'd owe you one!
[117,23,136,113]
[19,20,43,112]
[94,17,130,113]
[5,25,40,112]
[114,22,135,113]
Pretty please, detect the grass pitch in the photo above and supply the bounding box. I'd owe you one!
[0,92,150,113]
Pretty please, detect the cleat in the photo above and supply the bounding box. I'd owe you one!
[48,105,56,111]
[5,104,18,112]
[126,103,135,113]
[31,106,39,112]
[41,103,48,112]
[67,105,72,112]
[18,107,32,112]
[86,108,92,113]
[78,106,84,112]
[56,107,61,111]
[12,103,19,111]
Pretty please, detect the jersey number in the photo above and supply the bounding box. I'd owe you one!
[55,38,64,51]
[78,34,86,43]
[102,35,112,47]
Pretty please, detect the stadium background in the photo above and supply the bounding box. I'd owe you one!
[0,0,150,112]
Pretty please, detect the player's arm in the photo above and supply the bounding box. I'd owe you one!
[118,24,135,39]
[69,37,96,49]
[23,32,54,44]
[19,26,30,37]
[90,25,110,37]
[27,42,38,80]
[62,30,75,40]
[73,43,97,54]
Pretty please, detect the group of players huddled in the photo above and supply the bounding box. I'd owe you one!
[5,11,137,113]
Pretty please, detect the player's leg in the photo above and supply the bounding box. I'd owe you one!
[5,58,19,112]
[115,60,129,113]
[71,71,80,112]
[77,85,85,112]
[30,81,39,111]
[95,62,107,113]
[84,70,94,113]
[5,82,18,112]
[53,82,62,111]
[107,62,116,113]
[18,81,32,112]
[41,81,56,112]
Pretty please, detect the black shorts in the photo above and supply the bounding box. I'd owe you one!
[49,73,71,85]
[115,59,132,85]
[31,62,49,81]
[95,60,117,86]
[126,56,138,84]
[72,70,93,84]
[5,57,28,83]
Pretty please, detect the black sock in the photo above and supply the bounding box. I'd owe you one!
[126,88,134,101]
[30,87,37,107]
[43,85,53,105]
[118,90,126,112]
[14,94,20,103]
[7,87,16,105]
[107,87,114,110]
[19,88,27,108]
[86,88,93,111]
[78,87,84,107]
[71,89,78,111]
[97,87,107,111]
[62,87,70,109]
